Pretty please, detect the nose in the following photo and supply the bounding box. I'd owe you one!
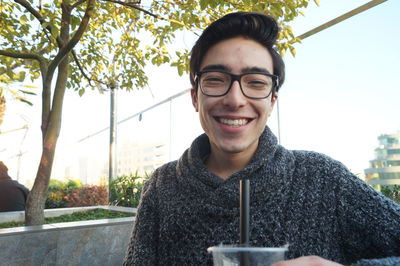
[222,80,247,108]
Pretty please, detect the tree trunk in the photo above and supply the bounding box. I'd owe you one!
[25,55,69,226]
[23,0,93,226]
[25,140,57,225]
[0,95,5,126]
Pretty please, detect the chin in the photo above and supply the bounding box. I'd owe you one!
[219,142,252,154]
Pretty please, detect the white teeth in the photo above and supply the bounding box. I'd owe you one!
[219,118,249,126]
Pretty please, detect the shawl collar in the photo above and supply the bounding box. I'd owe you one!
[175,127,295,208]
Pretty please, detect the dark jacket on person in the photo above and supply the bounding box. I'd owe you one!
[123,127,400,266]
[0,178,30,212]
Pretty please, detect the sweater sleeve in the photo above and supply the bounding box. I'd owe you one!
[123,175,159,266]
[334,163,400,265]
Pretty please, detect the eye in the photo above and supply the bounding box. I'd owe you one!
[201,72,228,86]
[243,74,272,89]
[204,77,224,83]
[248,80,268,86]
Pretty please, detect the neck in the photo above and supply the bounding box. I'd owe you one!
[206,143,257,179]
[0,175,11,180]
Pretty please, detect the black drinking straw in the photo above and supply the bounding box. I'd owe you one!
[240,178,250,245]
[240,178,250,266]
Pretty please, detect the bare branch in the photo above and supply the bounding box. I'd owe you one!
[0,46,49,80]
[71,0,87,9]
[46,0,95,80]
[102,0,140,7]
[0,49,45,63]
[103,0,159,19]
[40,0,95,136]
[71,50,108,87]
[14,0,42,23]
[101,0,187,28]
[14,0,62,47]
[0,62,19,76]
[0,49,48,90]
[71,50,93,86]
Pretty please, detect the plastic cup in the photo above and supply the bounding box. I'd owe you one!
[207,246,288,266]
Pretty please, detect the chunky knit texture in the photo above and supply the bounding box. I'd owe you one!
[123,127,400,266]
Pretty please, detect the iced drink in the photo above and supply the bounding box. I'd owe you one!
[208,246,287,266]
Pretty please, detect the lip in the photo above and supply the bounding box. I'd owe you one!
[215,115,254,120]
[214,115,254,134]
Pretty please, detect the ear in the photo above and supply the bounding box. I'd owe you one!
[191,88,199,112]
[268,93,278,117]
[270,93,278,108]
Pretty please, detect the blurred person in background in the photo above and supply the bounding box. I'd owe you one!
[0,161,30,212]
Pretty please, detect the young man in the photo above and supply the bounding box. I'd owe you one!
[123,12,400,266]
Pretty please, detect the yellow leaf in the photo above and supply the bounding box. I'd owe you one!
[314,0,320,6]
[20,15,27,24]
[290,46,296,57]
[167,18,185,27]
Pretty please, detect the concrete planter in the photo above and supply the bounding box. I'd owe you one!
[0,206,136,266]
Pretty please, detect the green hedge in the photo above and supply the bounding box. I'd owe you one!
[0,209,133,229]
[46,179,83,208]
[46,179,108,208]
[46,173,150,209]
[64,185,108,207]
[109,172,150,208]
[381,185,400,204]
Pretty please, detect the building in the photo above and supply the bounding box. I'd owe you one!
[364,133,400,189]
[117,140,168,176]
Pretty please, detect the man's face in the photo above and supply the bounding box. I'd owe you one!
[191,36,278,158]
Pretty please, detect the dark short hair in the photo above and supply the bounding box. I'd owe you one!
[0,161,10,180]
[190,12,285,93]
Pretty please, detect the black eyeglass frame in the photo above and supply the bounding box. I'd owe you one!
[195,70,279,99]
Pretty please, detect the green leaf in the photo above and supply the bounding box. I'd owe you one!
[6,69,14,79]
[20,15,28,24]
[41,22,49,29]
[19,89,37,95]
[17,71,26,82]
[199,0,208,9]
[71,15,81,31]
[17,98,33,106]
[24,85,37,89]
[78,89,85,96]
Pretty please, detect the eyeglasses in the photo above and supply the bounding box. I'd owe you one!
[195,70,278,99]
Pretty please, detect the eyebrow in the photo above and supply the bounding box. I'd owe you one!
[201,65,272,75]
[242,67,272,75]
[201,64,230,72]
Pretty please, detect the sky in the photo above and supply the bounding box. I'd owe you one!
[1,0,399,186]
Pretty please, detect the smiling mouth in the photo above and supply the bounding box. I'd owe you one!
[217,117,251,127]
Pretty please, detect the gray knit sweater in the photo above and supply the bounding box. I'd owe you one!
[123,127,400,265]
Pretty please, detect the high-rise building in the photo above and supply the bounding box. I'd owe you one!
[364,133,400,189]
[117,140,168,176]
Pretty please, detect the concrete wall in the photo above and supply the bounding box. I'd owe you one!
[0,205,137,223]
[0,207,135,266]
